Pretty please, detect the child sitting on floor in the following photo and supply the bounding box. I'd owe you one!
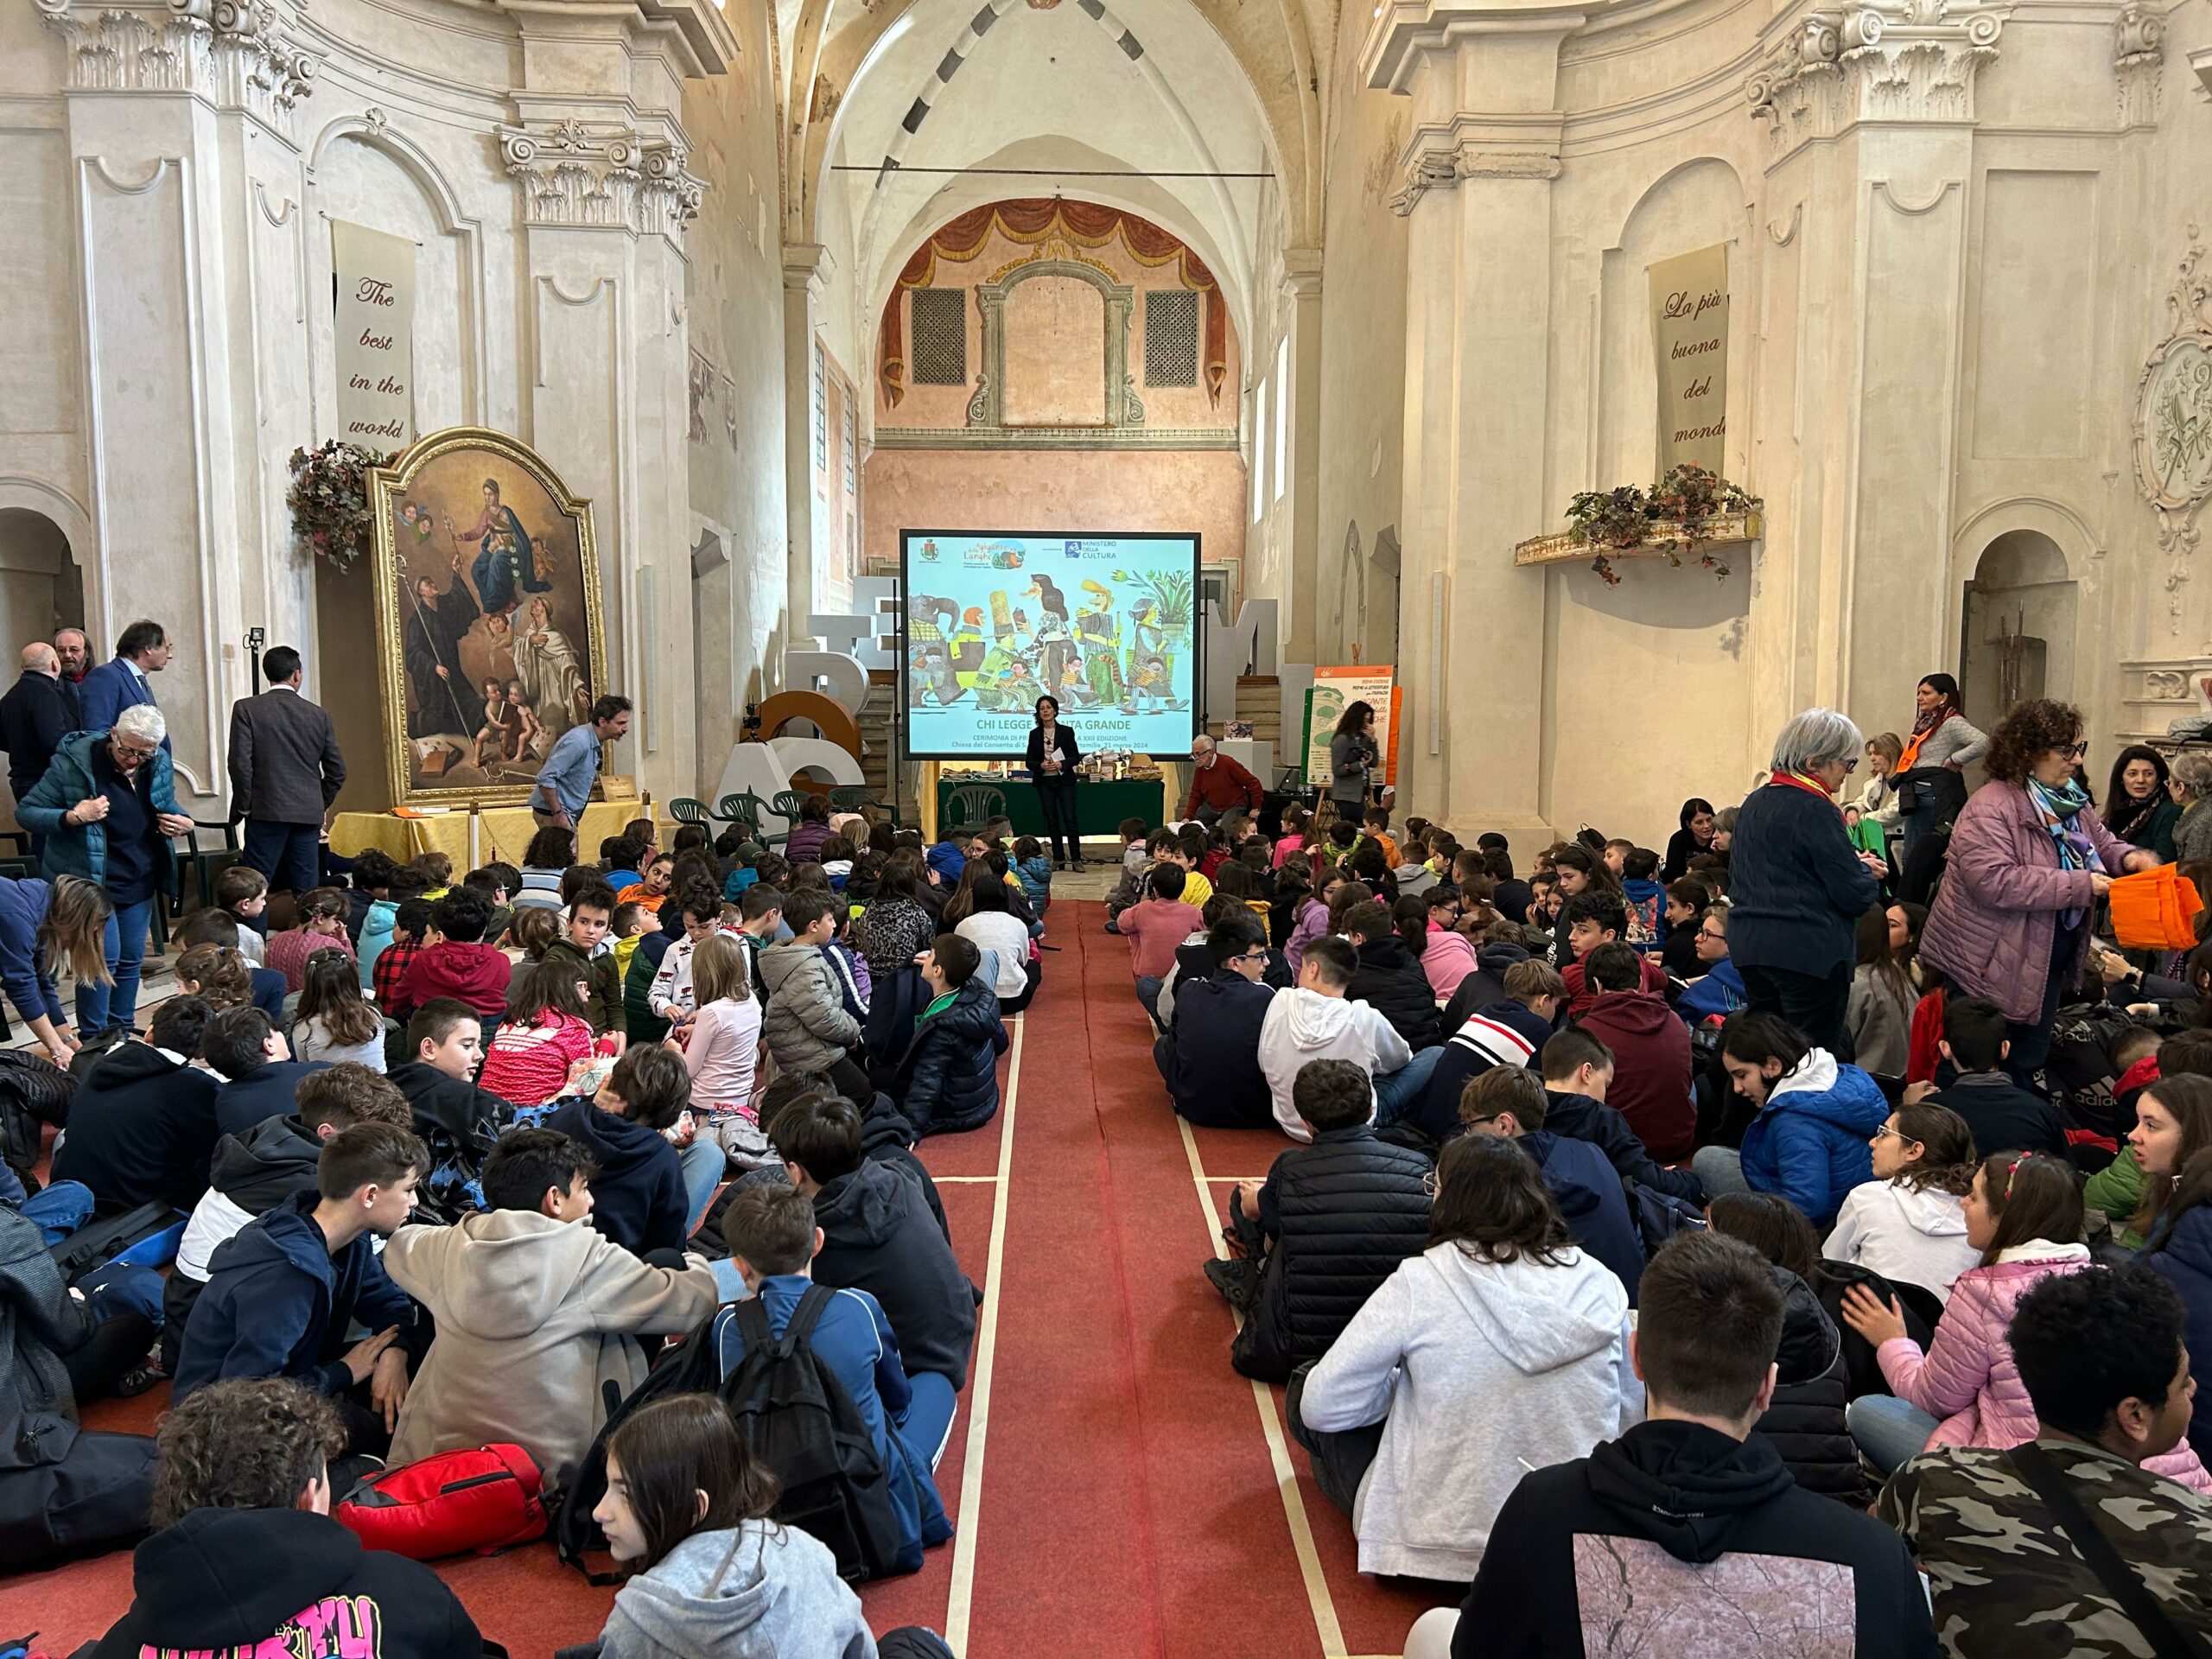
[1012,836,1052,913]
[713,1185,953,1577]
[543,1043,702,1256]
[213,863,269,964]
[480,956,599,1108]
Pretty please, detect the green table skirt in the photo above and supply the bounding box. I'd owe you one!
[938,778,1166,839]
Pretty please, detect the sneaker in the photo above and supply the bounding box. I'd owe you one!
[1204,1255,1258,1310]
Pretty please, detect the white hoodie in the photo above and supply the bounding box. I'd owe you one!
[1298,1241,1640,1580]
[1256,986,1413,1141]
[1823,1178,1981,1303]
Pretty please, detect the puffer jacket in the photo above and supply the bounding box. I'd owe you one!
[894,976,1007,1137]
[756,942,863,1072]
[1236,1125,1432,1382]
[785,817,833,868]
[1878,1241,2212,1491]
[0,1203,93,1473]
[1921,780,2135,1023]
[1347,934,1443,1052]
[1738,1050,1890,1227]
[17,729,178,890]
[1421,924,1478,1001]
[2148,1205,2212,1463]
[1754,1268,1868,1508]
[1282,897,1329,976]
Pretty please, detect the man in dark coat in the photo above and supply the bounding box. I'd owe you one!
[0,643,78,848]
[1211,1058,1433,1382]
[227,645,346,898]
[402,562,484,741]
[1157,913,1278,1130]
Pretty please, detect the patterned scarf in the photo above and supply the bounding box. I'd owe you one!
[1769,769,1840,807]
[2106,783,2164,846]
[2024,774,2105,927]
[1896,708,1954,773]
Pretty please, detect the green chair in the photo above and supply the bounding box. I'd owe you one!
[826,785,899,828]
[766,790,810,848]
[715,791,766,842]
[669,798,712,827]
[942,783,1007,832]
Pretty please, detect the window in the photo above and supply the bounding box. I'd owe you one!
[842,404,857,499]
[1274,338,1289,501]
[812,340,827,471]
[1252,380,1268,521]
[1144,289,1199,387]
[910,289,967,386]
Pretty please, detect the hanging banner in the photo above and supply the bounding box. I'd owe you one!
[332,219,417,446]
[1649,243,1728,476]
[1303,665,1397,790]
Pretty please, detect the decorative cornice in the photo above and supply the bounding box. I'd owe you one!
[35,0,319,132]
[1744,0,2007,158]
[1389,140,1561,216]
[874,424,1241,452]
[497,117,702,245]
[2113,0,2163,127]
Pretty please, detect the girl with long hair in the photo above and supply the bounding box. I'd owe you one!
[950,864,1033,1008]
[292,947,386,1071]
[2123,1073,2212,1250]
[682,932,763,1160]
[1840,1153,2212,1490]
[479,956,596,1106]
[1847,904,1916,1076]
[517,825,576,910]
[170,944,252,1013]
[1295,1132,1636,1580]
[2146,1145,2212,1459]
[1822,1101,1981,1300]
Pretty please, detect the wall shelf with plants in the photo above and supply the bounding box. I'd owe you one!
[1513,465,1763,586]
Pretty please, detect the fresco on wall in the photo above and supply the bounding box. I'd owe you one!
[369,428,607,804]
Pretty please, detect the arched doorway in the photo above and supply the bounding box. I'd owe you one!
[1961,529,2076,719]
[0,508,88,659]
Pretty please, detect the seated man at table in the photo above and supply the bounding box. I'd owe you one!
[1183,736,1263,826]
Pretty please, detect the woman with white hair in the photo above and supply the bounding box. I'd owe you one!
[1725,709,1888,1053]
[2171,748,2212,866]
[16,702,192,1033]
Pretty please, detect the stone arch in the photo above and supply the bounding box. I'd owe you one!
[1955,515,2082,715]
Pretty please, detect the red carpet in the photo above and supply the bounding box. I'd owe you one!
[0,904,1452,1656]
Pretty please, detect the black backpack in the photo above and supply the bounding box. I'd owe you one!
[552,1309,723,1581]
[1622,1175,1707,1258]
[724,1286,905,1583]
[0,1049,75,1194]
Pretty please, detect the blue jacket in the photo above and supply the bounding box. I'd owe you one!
[1523,1130,1645,1303]
[894,977,1007,1137]
[213,1060,332,1137]
[713,1276,951,1573]
[1728,780,1880,978]
[74,659,163,750]
[174,1188,416,1402]
[925,838,969,886]
[1675,957,1747,1024]
[358,897,398,991]
[543,1097,689,1257]
[17,729,178,890]
[0,876,65,1029]
[2148,1206,2212,1464]
[1738,1052,1889,1226]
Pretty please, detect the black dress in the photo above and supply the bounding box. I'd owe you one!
[1025,721,1082,865]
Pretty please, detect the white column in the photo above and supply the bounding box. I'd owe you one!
[782,244,827,678]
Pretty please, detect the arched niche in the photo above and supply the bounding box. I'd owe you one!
[0,507,87,656]
[969,257,1138,431]
[1961,528,2077,715]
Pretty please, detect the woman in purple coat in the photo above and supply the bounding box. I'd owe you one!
[1921,699,2162,1086]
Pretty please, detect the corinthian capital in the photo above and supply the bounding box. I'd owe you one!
[35,0,317,130]
[1746,0,2006,155]
[498,118,704,245]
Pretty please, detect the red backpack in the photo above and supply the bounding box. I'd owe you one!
[337,1444,547,1560]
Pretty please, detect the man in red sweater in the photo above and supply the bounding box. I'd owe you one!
[1183,735,1263,823]
[397,887,512,1020]
[1574,942,1694,1162]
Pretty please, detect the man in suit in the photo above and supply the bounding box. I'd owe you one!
[0,643,78,854]
[77,618,169,750]
[228,645,346,898]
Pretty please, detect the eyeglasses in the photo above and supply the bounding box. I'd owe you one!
[1840,757,1860,774]
[1235,949,1269,964]
[1421,1168,1440,1198]
[1698,926,1726,943]
[2065,743,2089,760]
[1872,1122,1908,1143]
[110,741,156,762]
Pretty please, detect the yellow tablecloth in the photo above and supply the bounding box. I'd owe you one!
[329,801,664,869]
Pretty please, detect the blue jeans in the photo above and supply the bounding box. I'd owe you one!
[78,896,154,1033]
[1372,1046,1445,1128]
[244,820,321,897]
[22,1179,93,1246]
[1847,1393,1942,1473]
[680,1140,727,1236]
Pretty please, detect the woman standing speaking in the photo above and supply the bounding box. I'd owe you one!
[1027,694,1083,870]
[1330,701,1382,818]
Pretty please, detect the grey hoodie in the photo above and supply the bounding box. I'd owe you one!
[601,1522,875,1659]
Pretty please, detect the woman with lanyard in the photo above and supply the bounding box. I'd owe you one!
[1921,700,2161,1086]
[1329,701,1383,821]
[1025,694,1082,870]
[1892,673,1986,861]
[1726,709,1887,1055]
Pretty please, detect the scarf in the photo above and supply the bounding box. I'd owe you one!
[2106,785,2164,845]
[1768,769,1840,807]
[2024,774,2105,927]
[1896,708,1954,773]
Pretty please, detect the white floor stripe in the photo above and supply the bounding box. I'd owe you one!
[942,1014,1023,1656]
[1176,1116,1351,1659]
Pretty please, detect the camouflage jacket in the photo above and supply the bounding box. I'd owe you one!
[1879,1438,2212,1657]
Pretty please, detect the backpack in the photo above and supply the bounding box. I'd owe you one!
[553,1309,724,1580]
[1622,1176,1707,1259]
[723,1287,906,1583]
[337,1444,547,1560]
[0,1050,74,1194]
[47,1199,181,1282]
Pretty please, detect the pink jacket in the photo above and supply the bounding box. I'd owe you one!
[1422,923,1478,1001]
[1284,897,1329,976]
[1920,780,2135,1022]
[1877,1248,2212,1491]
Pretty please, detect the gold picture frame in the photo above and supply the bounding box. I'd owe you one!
[367,426,609,805]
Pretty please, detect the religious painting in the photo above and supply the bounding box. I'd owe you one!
[367,427,608,804]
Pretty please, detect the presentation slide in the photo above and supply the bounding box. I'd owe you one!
[900,530,1201,760]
